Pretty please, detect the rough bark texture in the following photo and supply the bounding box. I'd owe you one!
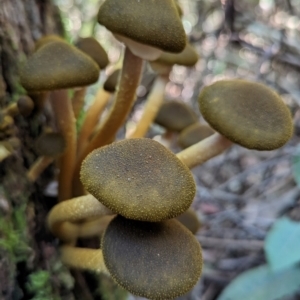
[0,1,75,299]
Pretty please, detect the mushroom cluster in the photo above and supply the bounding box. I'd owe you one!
[48,138,203,299]
[15,1,295,299]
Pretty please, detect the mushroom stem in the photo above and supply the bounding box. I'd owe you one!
[128,75,168,138]
[61,245,109,275]
[176,133,233,168]
[47,194,113,242]
[72,87,87,119]
[73,47,143,196]
[77,88,111,156]
[27,156,54,182]
[51,89,77,201]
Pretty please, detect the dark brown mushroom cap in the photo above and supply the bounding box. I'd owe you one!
[103,69,120,93]
[97,0,186,53]
[176,208,201,234]
[155,100,198,132]
[179,123,215,149]
[20,41,100,92]
[81,138,196,222]
[199,80,293,150]
[154,43,199,67]
[17,96,34,117]
[35,132,66,157]
[76,37,109,69]
[102,216,202,299]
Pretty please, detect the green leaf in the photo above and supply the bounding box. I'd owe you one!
[217,265,300,300]
[292,151,300,187]
[265,217,300,271]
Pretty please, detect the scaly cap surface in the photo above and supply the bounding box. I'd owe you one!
[97,0,186,53]
[21,41,100,91]
[199,80,293,150]
[102,216,202,299]
[81,138,196,222]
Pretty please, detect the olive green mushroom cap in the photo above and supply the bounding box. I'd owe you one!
[17,96,34,117]
[102,216,202,299]
[81,138,196,222]
[35,132,66,157]
[154,43,199,67]
[176,208,202,234]
[97,0,186,54]
[76,37,109,69]
[20,41,100,92]
[179,123,215,149]
[103,69,120,93]
[155,100,198,132]
[199,80,293,150]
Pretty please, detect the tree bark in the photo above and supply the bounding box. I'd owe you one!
[0,1,75,299]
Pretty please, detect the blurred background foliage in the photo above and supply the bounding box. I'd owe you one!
[49,0,300,299]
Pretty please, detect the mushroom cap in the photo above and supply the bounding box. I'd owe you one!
[155,100,198,132]
[20,41,100,92]
[154,43,199,67]
[199,80,293,150]
[176,208,201,234]
[179,123,215,149]
[97,0,186,53]
[17,96,34,117]
[34,35,65,51]
[35,132,65,157]
[102,216,202,299]
[81,138,196,222]
[103,69,120,93]
[76,37,109,69]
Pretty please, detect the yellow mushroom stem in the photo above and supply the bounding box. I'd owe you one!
[77,88,111,156]
[50,89,77,201]
[26,156,54,182]
[73,47,143,196]
[61,245,109,275]
[176,132,233,169]
[47,194,113,242]
[71,87,87,119]
[128,75,168,138]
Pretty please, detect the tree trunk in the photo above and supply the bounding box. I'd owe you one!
[0,1,75,299]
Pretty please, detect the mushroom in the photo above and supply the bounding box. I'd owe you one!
[155,100,198,132]
[27,132,66,182]
[178,123,215,149]
[2,95,34,118]
[72,0,186,195]
[176,79,293,168]
[60,216,202,300]
[129,42,199,138]
[176,208,202,234]
[80,138,196,222]
[20,40,99,200]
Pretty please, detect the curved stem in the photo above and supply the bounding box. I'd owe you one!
[48,194,112,242]
[128,75,168,138]
[176,133,233,169]
[51,89,77,201]
[27,156,54,182]
[61,245,109,274]
[77,88,111,156]
[72,87,87,119]
[72,47,143,196]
